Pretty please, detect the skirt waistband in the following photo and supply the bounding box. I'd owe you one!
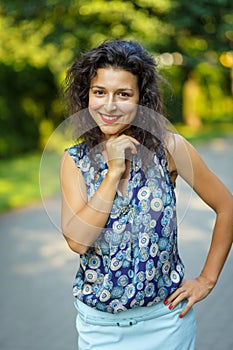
[74,299,186,327]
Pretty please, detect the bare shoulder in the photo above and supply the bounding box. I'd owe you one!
[165,132,194,157]
[60,150,87,196]
[165,133,233,212]
[165,132,211,190]
[60,149,84,178]
[165,132,203,175]
[60,149,79,167]
[164,132,193,175]
[60,150,88,224]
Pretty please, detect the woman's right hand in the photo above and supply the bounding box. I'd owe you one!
[61,135,140,253]
[105,134,140,176]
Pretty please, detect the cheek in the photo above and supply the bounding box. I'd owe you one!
[88,98,102,122]
[119,103,138,118]
[88,95,103,110]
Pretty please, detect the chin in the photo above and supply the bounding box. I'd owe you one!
[100,124,130,137]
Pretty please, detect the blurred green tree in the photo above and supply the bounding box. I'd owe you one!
[0,0,232,157]
[160,0,233,125]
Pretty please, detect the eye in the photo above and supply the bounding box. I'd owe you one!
[119,91,130,98]
[92,89,105,96]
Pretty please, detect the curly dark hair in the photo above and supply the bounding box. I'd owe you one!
[64,39,168,150]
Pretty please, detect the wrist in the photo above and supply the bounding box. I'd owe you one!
[198,274,217,290]
[106,169,122,183]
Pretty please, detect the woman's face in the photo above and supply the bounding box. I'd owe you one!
[88,67,140,139]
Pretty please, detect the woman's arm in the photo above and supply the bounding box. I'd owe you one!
[60,151,120,254]
[60,135,140,254]
[165,134,233,317]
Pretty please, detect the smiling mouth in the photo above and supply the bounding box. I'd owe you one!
[99,113,121,124]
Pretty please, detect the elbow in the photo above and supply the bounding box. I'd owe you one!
[66,237,89,254]
[63,233,89,254]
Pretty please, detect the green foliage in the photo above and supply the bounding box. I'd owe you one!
[192,63,233,121]
[164,0,233,56]
[0,151,60,211]
[0,63,62,157]
[0,0,233,158]
[0,152,42,211]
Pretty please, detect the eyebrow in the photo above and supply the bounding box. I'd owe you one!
[90,85,134,91]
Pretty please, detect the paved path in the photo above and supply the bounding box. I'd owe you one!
[0,136,232,350]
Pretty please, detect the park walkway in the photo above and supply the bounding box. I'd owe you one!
[0,136,232,350]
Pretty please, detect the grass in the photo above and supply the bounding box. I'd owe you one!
[0,122,233,213]
[0,151,61,213]
[175,121,233,145]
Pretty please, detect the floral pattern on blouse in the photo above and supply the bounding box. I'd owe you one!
[67,142,184,314]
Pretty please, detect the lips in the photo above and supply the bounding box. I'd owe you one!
[99,113,121,124]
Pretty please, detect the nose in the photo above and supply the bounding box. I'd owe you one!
[104,95,117,113]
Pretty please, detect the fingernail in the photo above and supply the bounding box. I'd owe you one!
[179,314,183,318]
[163,300,169,306]
[169,304,173,310]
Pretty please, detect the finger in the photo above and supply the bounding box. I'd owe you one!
[167,293,189,312]
[107,135,139,147]
[117,134,140,145]
[108,138,138,156]
[179,300,193,318]
[164,284,189,307]
[164,287,183,304]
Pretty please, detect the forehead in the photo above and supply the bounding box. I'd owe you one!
[91,67,138,88]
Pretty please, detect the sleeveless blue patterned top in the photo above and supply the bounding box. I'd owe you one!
[67,142,184,314]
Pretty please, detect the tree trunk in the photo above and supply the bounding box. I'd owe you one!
[182,76,202,128]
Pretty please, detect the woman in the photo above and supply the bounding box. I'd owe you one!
[60,40,233,349]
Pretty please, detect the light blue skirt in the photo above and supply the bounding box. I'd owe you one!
[74,299,196,350]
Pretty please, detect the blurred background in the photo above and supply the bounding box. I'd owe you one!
[1,2,233,350]
[0,0,233,212]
